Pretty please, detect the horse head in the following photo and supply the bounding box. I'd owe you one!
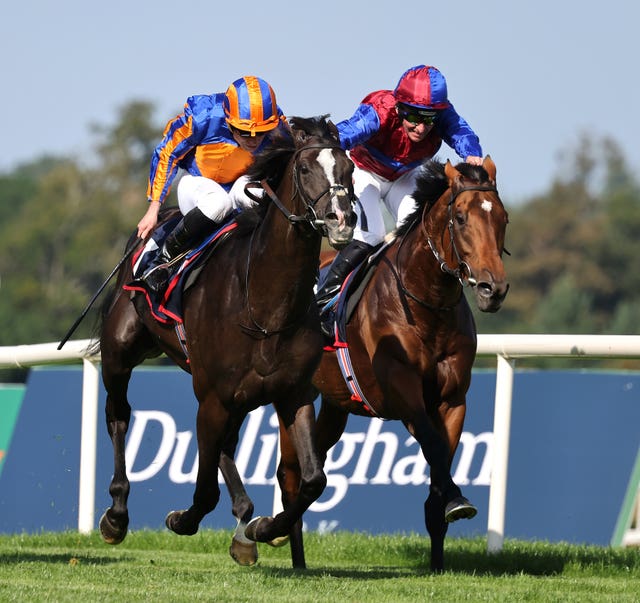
[288,116,357,249]
[424,157,509,312]
[442,156,509,312]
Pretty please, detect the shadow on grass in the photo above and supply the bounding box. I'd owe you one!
[0,552,131,565]
[394,540,640,576]
[253,538,640,578]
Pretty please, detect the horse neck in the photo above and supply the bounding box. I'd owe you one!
[249,172,320,321]
[393,195,462,309]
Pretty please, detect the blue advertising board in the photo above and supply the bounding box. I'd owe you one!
[0,367,639,545]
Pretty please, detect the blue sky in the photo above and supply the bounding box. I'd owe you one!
[2,0,637,205]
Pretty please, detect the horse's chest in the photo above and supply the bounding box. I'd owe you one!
[235,336,318,395]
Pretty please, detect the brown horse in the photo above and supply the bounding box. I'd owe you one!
[97,116,356,549]
[223,156,509,571]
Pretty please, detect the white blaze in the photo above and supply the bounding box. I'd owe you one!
[317,148,337,186]
[481,199,493,213]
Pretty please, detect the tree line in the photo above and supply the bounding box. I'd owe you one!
[1,101,638,378]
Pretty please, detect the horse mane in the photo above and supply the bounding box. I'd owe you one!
[395,160,492,237]
[236,116,340,233]
[245,115,339,188]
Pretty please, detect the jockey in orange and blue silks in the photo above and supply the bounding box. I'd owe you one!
[144,77,286,220]
[315,65,484,307]
[137,75,288,293]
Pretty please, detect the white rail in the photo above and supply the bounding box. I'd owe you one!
[0,339,100,534]
[1,335,640,546]
[479,334,640,551]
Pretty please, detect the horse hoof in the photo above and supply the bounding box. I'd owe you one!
[445,496,477,523]
[229,537,259,566]
[165,510,198,536]
[244,516,265,542]
[245,516,289,546]
[244,516,271,542]
[99,511,128,545]
[267,534,290,548]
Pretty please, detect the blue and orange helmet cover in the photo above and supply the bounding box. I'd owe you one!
[223,76,280,136]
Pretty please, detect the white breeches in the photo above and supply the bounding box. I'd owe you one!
[176,174,260,221]
[352,165,420,246]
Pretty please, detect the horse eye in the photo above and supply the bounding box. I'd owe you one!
[455,212,466,226]
[298,162,310,175]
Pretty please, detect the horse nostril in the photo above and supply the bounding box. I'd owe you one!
[477,282,494,297]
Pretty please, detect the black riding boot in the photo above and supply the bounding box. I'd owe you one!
[315,240,373,307]
[143,207,218,293]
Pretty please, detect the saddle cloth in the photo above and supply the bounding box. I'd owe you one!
[124,217,237,325]
[318,243,388,417]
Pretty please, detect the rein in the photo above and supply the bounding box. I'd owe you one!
[240,142,349,338]
[390,183,499,311]
[427,184,499,285]
[258,143,351,232]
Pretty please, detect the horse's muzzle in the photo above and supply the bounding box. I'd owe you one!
[324,212,356,250]
[472,279,510,313]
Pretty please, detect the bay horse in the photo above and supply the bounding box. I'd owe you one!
[222,156,509,571]
[97,116,356,549]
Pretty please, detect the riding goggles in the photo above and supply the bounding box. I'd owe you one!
[230,125,267,138]
[398,109,437,125]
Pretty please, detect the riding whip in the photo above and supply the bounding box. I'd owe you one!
[57,238,141,350]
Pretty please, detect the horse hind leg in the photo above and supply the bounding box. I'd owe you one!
[246,396,347,569]
[286,398,350,568]
[244,399,327,553]
[271,422,306,568]
[99,294,158,545]
[99,368,133,545]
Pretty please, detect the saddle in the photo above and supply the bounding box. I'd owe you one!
[124,217,237,325]
[319,242,386,347]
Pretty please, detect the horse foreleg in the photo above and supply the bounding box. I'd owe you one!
[166,399,228,536]
[413,404,476,572]
[424,490,447,572]
[245,399,326,548]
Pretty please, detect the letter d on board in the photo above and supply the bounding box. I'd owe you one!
[126,410,177,481]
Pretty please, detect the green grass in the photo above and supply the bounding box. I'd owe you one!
[0,530,639,602]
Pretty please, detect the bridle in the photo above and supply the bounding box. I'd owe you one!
[249,143,356,235]
[425,184,499,286]
[388,183,500,311]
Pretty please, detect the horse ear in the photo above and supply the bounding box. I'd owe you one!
[444,159,462,186]
[327,120,340,143]
[482,155,497,183]
[293,128,308,145]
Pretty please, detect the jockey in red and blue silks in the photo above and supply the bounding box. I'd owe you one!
[315,65,484,307]
[137,76,288,293]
